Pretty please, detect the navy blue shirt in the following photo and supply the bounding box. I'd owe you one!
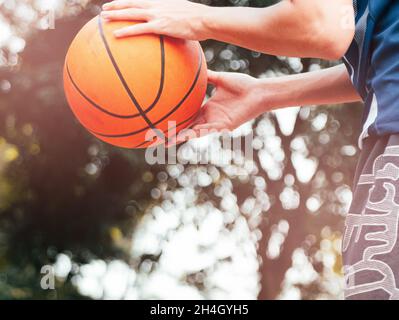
[343,0,399,146]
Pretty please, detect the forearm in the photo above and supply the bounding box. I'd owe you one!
[102,0,354,59]
[255,64,361,113]
[190,65,360,133]
[199,0,354,59]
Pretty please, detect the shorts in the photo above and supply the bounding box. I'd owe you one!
[343,134,399,300]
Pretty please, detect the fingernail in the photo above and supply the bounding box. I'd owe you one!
[102,4,110,9]
[114,30,123,37]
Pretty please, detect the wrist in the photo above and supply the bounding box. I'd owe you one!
[193,5,222,40]
[256,77,300,111]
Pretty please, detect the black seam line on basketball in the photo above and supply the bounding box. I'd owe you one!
[91,44,203,138]
[132,140,151,148]
[65,37,165,119]
[90,106,198,141]
[97,16,165,141]
[91,45,202,138]
[66,64,135,119]
[164,110,201,139]
[89,111,197,149]
[130,111,200,148]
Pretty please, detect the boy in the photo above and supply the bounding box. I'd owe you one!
[102,0,399,299]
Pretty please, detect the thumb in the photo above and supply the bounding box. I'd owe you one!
[207,70,220,85]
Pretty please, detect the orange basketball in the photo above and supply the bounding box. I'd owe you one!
[63,16,207,149]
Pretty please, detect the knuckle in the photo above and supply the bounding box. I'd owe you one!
[212,74,220,83]
[127,8,136,15]
[144,23,155,33]
[156,17,169,29]
[145,9,156,19]
[124,26,135,33]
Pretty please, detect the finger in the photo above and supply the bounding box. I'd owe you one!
[165,131,192,148]
[177,127,197,142]
[191,122,226,137]
[189,112,207,127]
[114,22,158,37]
[166,126,201,146]
[192,123,225,131]
[207,70,220,85]
[102,0,149,10]
[101,9,150,21]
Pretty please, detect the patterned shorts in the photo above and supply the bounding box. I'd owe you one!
[343,135,399,300]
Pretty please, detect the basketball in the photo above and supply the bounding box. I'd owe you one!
[63,16,207,149]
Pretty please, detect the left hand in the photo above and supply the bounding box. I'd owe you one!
[101,0,211,40]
